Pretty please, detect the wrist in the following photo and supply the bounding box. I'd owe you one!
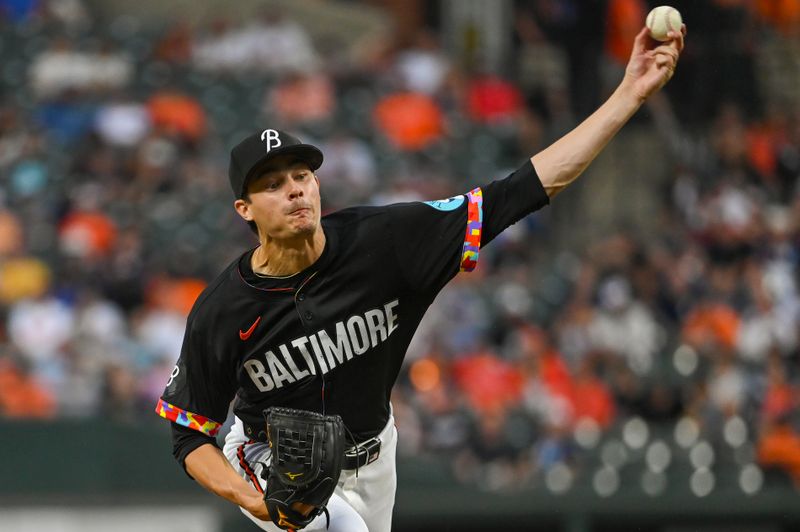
[242,492,270,520]
[614,77,647,112]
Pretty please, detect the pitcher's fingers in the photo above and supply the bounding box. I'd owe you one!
[653,45,680,64]
[667,24,686,53]
[632,26,651,56]
[655,54,676,69]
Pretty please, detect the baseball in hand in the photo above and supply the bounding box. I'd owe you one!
[646,6,682,42]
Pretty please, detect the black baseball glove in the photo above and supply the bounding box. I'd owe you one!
[262,407,346,530]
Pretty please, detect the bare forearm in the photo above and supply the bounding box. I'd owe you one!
[531,20,686,197]
[185,443,269,520]
[531,80,643,198]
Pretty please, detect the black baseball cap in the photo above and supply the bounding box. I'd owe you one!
[228,129,324,198]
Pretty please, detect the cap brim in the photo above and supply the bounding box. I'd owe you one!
[242,144,323,195]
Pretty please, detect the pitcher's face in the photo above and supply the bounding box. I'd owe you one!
[235,155,322,241]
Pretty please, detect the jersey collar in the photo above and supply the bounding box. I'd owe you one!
[235,222,337,298]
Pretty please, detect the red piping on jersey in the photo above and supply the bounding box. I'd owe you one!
[237,441,264,494]
[238,262,318,294]
[293,271,318,300]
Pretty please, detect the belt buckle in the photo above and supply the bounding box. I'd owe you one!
[345,437,381,467]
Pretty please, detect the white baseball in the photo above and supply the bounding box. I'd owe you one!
[646,6,682,42]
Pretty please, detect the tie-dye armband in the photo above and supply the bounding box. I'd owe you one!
[155,398,222,437]
[459,188,483,272]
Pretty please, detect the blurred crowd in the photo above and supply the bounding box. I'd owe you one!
[2,0,800,496]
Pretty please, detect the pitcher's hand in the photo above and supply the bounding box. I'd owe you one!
[623,24,686,102]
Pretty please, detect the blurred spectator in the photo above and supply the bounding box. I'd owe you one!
[34,98,96,145]
[587,275,663,375]
[139,358,177,407]
[757,361,797,473]
[459,408,528,490]
[513,7,572,130]
[0,256,50,304]
[317,131,377,209]
[192,11,318,73]
[707,1,761,117]
[406,274,491,359]
[683,301,741,354]
[706,354,746,416]
[0,357,55,418]
[737,258,799,362]
[520,343,575,431]
[146,276,206,317]
[465,74,524,125]
[8,294,74,369]
[745,103,788,188]
[414,381,473,456]
[757,0,800,36]
[73,292,127,347]
[29,38,132,100]
[94,95,152,148]
[0,107,30,171]
[572,358,615,428]
[603,0,645,67]
[93,42,134,93]
[757,415,800,484]
[153,21,194,64]
[612,365,683,422]
[100,228,147,312]
[59,209,117,260]
[0,0,39,22]
[0,209,24,257]
[451,349,524,414]
[133,305,188,363]
[100,362,140,422]
[45,0,91,31]
[775,110,800,197]
[761,355,796,423]
[532,424,574,474]
[514,7,569,95]
[132,277,205,361]
[388,388,423,455]
[602,0,646,94]
[267,71,335,128]
[147,90,207,142]
[373,91,444,150]
[392,30,451,95]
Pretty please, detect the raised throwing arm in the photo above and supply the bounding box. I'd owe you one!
[532,26,685,198]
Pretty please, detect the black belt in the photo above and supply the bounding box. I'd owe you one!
[343,437,381,470]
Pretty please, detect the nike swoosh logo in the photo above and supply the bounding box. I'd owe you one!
[239,316,261,340]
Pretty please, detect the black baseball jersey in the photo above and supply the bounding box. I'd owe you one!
[156,160,549,463]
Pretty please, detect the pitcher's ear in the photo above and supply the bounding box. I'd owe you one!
[234,198,253,222]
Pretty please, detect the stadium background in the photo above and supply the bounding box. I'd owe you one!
[2,0,800,530]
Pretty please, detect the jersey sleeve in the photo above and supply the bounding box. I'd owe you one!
[480,159,549,245]
[154,310,236,437]
[388,159,549,295]
[171,421,217,475]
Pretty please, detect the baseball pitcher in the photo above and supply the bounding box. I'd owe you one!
[156,26,685,532]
